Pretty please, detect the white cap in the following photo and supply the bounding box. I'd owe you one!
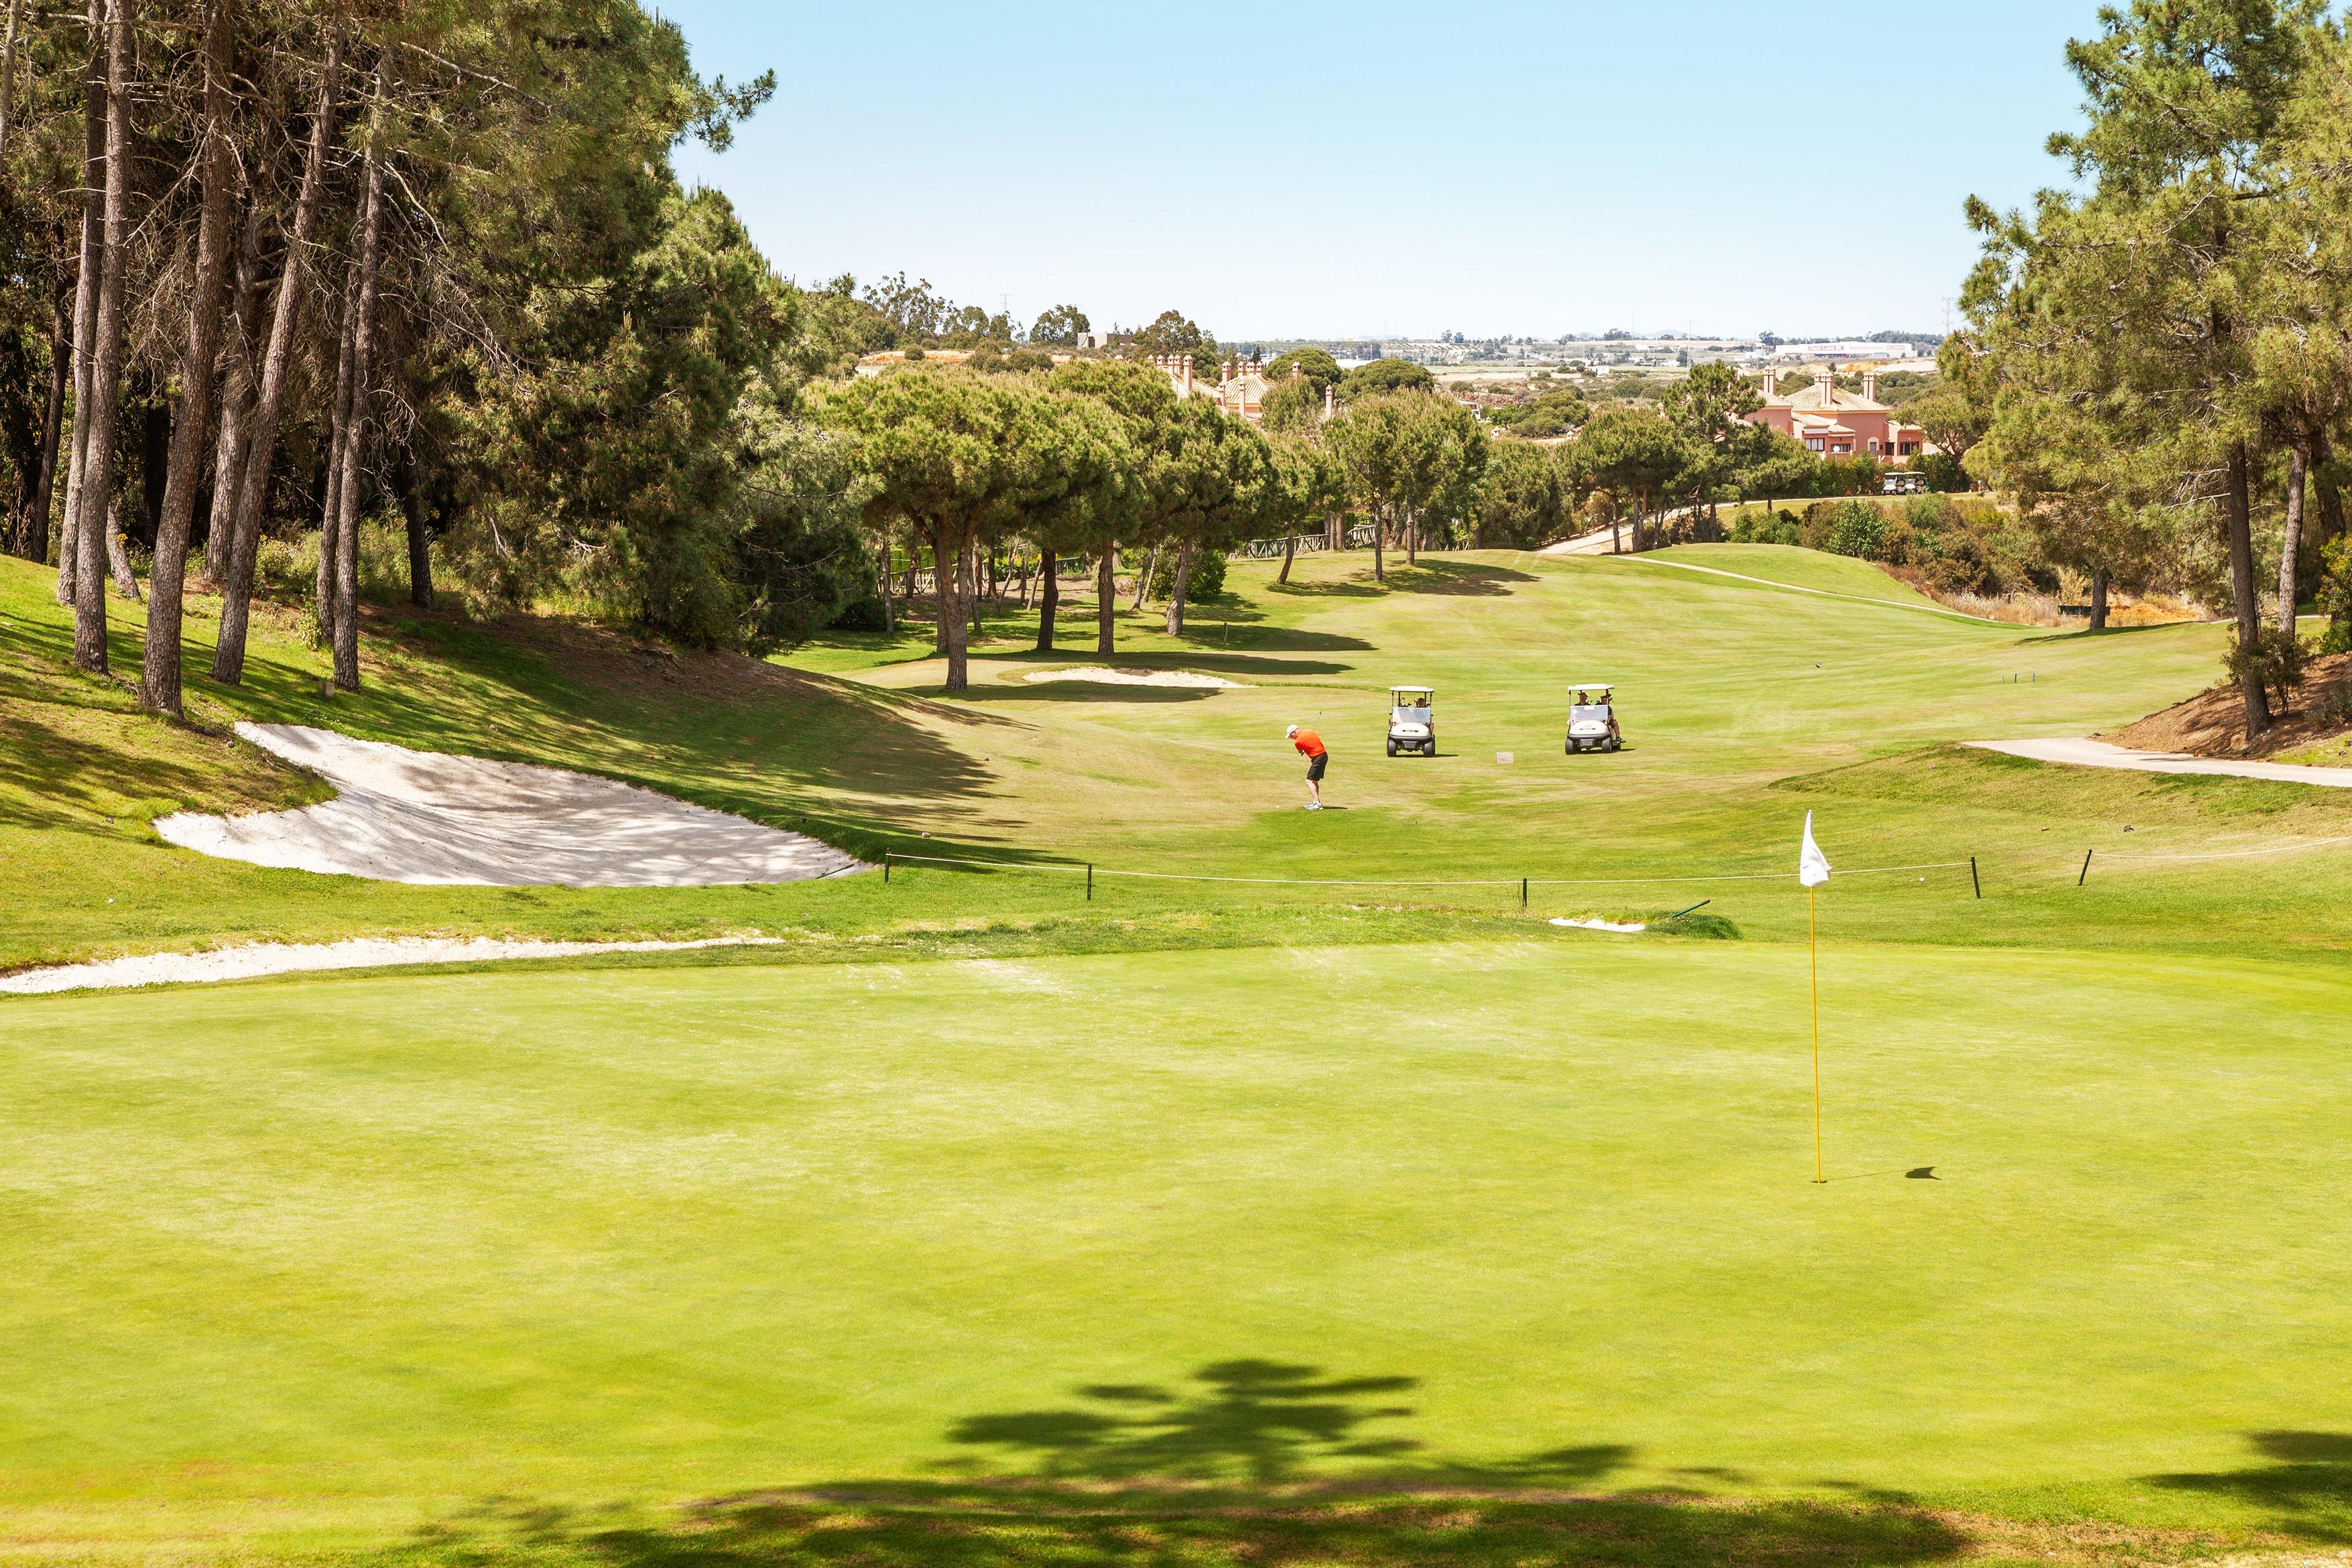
[1285,724,1299,738]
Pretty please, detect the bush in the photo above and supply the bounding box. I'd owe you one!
[2322,534,2352,655]
[828,595,891,633]
[2227,625,2315,714]
[1728,507,1801,545]
[1151,547,1227,602]
[1820,499,1886,559]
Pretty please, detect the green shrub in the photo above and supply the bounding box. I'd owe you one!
[1820,499,1887,559]
[2322,534,2351,655]
[1151,547,1227,602]
[2227,625,2315,714]
[829,595,891,633]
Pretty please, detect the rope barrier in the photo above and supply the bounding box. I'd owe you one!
[882,837,2351,890]
[882,853,1975,889]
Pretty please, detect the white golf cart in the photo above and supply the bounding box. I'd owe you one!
[1387,685,1436,757]
[1566,683,1622,754]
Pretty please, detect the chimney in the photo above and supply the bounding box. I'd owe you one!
[1323,384,1337,420]
[1861,368,1879,403]
[1180,356,1193,397]
[1761,367,1778,400]
[1814,370,1833,405]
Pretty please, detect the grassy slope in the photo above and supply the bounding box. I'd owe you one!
[5,547,2352,1563]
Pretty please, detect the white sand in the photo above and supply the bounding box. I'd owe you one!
[155,724,868,886]
[1022,666,1249,689]
[1550,917,1648,933]
[1,935,788,996]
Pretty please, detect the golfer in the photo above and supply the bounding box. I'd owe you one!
[1286,724,1328,809]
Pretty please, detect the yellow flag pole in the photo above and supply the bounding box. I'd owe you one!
[1810,883,1824,1185]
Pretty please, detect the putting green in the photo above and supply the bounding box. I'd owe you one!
[5,937,2349,1555]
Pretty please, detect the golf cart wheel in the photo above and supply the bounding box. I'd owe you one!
[1385,740,1399,757]
[1605,738,1621,753]
[1423,742,1436,757]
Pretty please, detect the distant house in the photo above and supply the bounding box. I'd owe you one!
[1746,367,1928,461]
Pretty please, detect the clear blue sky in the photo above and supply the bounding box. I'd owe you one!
[660,1,2097,342]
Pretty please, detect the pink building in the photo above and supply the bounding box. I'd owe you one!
[1746,367,1927,461]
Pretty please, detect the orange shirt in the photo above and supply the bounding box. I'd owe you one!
[1292,729,1326,758]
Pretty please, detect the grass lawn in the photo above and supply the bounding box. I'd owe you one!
[4,545,2351,1564]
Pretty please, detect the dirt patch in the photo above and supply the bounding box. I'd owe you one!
[2107,651,2352,759]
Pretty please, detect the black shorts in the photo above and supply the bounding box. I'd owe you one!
[1305,753,1328,781]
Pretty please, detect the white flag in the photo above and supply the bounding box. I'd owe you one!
[1798,812,1833,888]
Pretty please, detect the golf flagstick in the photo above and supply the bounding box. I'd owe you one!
[1798,813,1833,1185]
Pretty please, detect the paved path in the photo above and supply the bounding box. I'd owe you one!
[1967,737,2352,788]
[1536,523,1625,556]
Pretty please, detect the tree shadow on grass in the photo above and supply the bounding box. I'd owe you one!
[1389,560,1540,596]
[2146,1431,2352,1542]
[404,1360,1975,1568]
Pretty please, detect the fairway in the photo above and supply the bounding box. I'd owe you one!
[5,545,2352,1564]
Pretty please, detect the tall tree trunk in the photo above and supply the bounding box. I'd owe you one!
[1096,545,1116,655]
[874,539,893,633]
[2089,563,2109,632]
[72,0,134,671]
[1405,503,1418,565]
[103,497,137,600]
[393,450,433,608]
[315,257,361,647]
[1132,543,1158,610]
[2314,440,2346,547]
[1373,503,1386,581]
[1164,539,1193,635]
[1035,555,1057,651]
[1326,510,1339,550]
[202,204,264,582]
[141,0,236,714]
[0,0,23,157]
[929,521,949,655]
[328,107,385,692]
[20,276,68,561]
[1276,531,1296,585]
[56,4,103,606]
[940,526,971,692]
[212,16,341,685]
[2227,440,2272,738]
[2280,441,2308,640]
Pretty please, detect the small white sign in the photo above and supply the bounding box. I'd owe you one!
[1496,751,1515,765]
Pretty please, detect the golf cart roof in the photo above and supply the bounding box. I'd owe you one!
[1390,685,1434,694]
[1567,683,1613,692]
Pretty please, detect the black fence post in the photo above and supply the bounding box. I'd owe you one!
[1087,864,1094,902]
[1970,856,1981,899]
[883,850,891,884]
[1521,877,1528,912]
[2078,850,2094,887]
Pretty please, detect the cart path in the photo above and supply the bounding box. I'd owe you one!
[1607,556,2003,623]
[1967,737,2352,788]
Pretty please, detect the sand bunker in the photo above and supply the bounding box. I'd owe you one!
[1550,917,1648,934]
[156,724,867,887]
[1,935,789,995]
[1022,666,1248,689]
